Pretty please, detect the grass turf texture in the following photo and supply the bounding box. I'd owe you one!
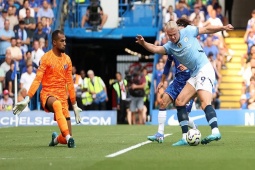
[0,126,255,170]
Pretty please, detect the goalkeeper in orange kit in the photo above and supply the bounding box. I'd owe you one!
[13,30,82,148]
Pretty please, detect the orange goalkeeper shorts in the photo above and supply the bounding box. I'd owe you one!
[40,92,70,120]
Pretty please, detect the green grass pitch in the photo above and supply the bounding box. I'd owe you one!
[0,125,255,170]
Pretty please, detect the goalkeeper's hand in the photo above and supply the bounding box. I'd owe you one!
[13,96,30,116]
[73,102,82,124]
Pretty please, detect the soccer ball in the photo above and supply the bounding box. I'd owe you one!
[186,129,201,146]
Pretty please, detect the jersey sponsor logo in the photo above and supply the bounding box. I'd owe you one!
[64,64,68,70]
[183,37,188,42]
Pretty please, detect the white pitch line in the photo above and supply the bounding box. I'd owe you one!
[106,134,172,158]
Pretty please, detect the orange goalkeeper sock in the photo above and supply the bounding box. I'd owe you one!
[57,134,67,144]
[52,100,70,137]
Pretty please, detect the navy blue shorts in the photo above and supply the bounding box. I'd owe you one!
[165,72,193,113]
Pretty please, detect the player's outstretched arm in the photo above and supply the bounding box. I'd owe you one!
[136,35,166,55]
[13,96,30,115]
[13,56,47,115]
[198,24,234,35]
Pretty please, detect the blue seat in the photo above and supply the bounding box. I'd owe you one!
[131,5,154,26]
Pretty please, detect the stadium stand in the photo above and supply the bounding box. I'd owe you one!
[220,30,245,108]
[2,0,255,121]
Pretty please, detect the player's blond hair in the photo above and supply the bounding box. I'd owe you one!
[165,21,178,31]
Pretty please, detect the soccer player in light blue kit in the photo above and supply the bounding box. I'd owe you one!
[136,21,234,146]
[147,18,196,143]
[147,54,196,143]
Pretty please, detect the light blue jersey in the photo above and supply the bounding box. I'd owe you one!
[163,25,209,76]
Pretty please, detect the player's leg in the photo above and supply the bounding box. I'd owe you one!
[173,77,197,129]
[53,116,72,146]
[63,103,75,148]
[46,97,75,148]
[54,109,75,148]
[173,82,196,146]
[186,99,197,129]
[196,63,221,144]
[66,117,75,148]
[147,92,173,143]
[198,90,221,144]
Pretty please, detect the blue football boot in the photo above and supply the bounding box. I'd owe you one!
[147,132,164,143]
[201,133,221,145]
[172,138,188,146]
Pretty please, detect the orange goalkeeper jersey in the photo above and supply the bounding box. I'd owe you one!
[27,50,76,104]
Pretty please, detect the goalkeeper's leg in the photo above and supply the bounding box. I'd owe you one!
[46,97,75,148]
[52,100,70,139]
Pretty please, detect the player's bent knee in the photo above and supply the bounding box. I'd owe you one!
[175,97,186,106]
[159,99,170,109]
[159,102,167,109]
[159,93,172,109]
[52,100,62,108]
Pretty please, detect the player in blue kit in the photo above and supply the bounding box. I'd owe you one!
[147,54,196,143]
[147,19,196,143]
[137,21,234,146]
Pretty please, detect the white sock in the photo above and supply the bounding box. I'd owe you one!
[54,137,58,145]
[158,110,166,135]
[188,119,196,129]
[65,134,71,142]
[212,127,220,134]
[182,133,187,140]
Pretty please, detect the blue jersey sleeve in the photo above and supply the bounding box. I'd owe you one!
[163,55,173,76]
[185,25,199,37]
[163,42,171,55]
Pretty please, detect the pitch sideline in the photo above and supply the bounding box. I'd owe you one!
[105,134,172,158]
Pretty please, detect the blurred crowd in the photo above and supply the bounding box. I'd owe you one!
[0,0,55,111]
[2,0,254,120]
[240,9,255,109]
[65,66,150,125]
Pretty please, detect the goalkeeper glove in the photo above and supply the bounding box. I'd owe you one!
[72,102,82,124]
[13,96,30,116]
